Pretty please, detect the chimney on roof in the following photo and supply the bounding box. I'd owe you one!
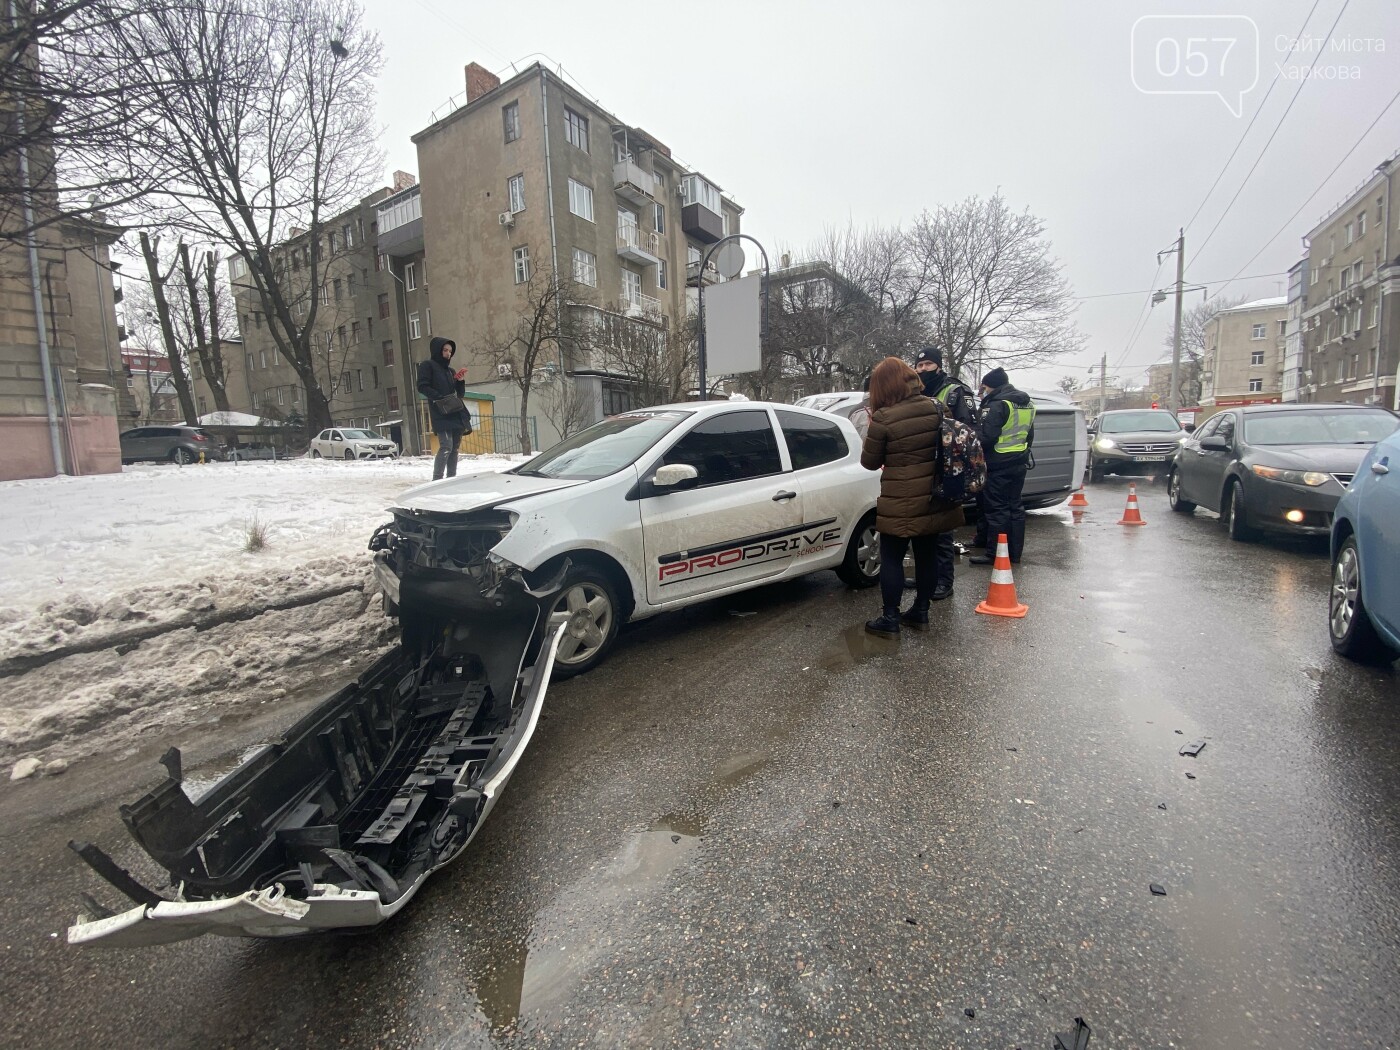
[392,170,417,193]
[465,62,500,103]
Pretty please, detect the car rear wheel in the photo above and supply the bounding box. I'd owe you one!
[1329,536,1393,662]
[1168,469,1196,513]
[836,513,881,588]
[170,447,192,465]
[1224,480,1258,542]
[312,449,322,459]
[546,568,620,679]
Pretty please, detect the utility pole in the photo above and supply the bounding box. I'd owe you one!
[1169,228,1186,416]
[1099,350,1108,418]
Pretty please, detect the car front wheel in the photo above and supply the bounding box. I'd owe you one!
[1168,469,1196,513]
[836,512,880,588]
[547,568,620,679]
[1089,460,1104,483]
[1224,480,1258,542]
[1329,536,1394,662]
[344,449,355,460]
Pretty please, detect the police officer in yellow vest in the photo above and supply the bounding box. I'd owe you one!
[967,367,1036,565]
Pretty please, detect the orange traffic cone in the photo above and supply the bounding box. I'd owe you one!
[975,534,1028,618]
[1118,483,1147,526]
[1068,485,1089,508]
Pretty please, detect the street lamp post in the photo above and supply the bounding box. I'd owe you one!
[696,234,771,399]
[1153,229,1207,415]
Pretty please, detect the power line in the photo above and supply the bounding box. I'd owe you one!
[1183,0,1323,234]
[1071,263,1361,302]
[1209,84,1400,302]
[1192,0,1351,262]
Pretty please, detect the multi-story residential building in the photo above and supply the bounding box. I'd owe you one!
[1298,150,1400,408]
[1281,258,1308,402]
[121,347,181,423]
[411,61,743,450]
[227,179,427,450]
[1200,297,1286,407]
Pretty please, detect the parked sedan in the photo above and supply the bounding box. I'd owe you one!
[119,425,225,464]
[1329,426,1400,662]
[310,427,398,460]
[371,402,880,678]
[1088,409,1187,481]
[1168,403,1400,541]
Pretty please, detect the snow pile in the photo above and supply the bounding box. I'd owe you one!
[0,454,525,761]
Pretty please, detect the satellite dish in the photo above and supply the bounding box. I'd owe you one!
[713,241,745,280]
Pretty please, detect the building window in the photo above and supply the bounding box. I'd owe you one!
[351,320,360,343]
[339,370,350,394]
[230,257,247,279]
[1248,378,1263,392]
[378,293,390,319]
[337,324,347,348]
[333,277,343,300]
[568,178,594,222]
[277,386,285,405]
[508,173,525,213]
[259,349,267,368]
[197,396,207,415]
[572,247,597,287]
[409,313,421,340]
[513,245,531,284]
[375,253,386,273]
[1372,302,1380,328]
[564,107,588,152]
[654,202,665,235]
[387,386,399,411]
[658,259,667,290]
[247,352,255,371]
[1344,222,1354,246]
[1250,323,1266,339]
[1250,350,1264,365]
[503,100,520,143]
[356,369,364,392]
[343,223,353,249]
[383,340,394,366]
[372,365,378,388]
[347,272,357,295]
[329,232,338,254]
[405,263,417,291]
[622,269,641,304]
[368,316,374,338]
[1358,211,1366,236]
[291,252,301,272]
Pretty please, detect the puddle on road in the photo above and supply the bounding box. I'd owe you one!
[714,751,769,789]
[474,812,703,1036]
[816,622,898,673]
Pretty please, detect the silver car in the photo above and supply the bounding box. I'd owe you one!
[310,427,399,460]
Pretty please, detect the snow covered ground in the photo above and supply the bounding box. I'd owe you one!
[0,454,524,766]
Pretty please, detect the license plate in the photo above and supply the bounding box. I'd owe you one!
[1134,455,1167,462]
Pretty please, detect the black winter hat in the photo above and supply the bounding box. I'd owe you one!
[914,347,943,367]
[981,366,1009,390]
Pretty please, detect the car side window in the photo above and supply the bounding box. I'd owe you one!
[124,428,147,438]
[662,410,782,486]
[153,427,178,437]
[331,431,343,441]
[776,410,848,470]
[1193,416,1220,441]
[1216,415,1236,446]
[317,430,330,441]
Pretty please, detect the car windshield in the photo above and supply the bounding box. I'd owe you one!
[1100,411,1180,433]
[513,411,690,480]
[340,429,379,440]
[1244,410,1399,446]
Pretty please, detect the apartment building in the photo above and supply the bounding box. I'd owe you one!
[1281,258,1308,402]
[1297,150,1400,409]
[1200,298,1286,407]
[411,61,743,449]
[226,179,427,450]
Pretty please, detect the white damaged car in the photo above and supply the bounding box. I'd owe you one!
[372,400,881,677]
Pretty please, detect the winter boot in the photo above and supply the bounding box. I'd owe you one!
[865,607,902,639]
[900,602,931,631]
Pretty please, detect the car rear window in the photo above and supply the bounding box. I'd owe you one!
[1100,411,1180,433]
[1244,410,1399,445]
[777,410,848,470]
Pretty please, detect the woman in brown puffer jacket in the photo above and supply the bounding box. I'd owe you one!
[859,356,965,637]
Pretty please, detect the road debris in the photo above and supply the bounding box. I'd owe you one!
[1157,803,1167,811]
[1185,772,1197,780]
[10,757,40,780]
[1053,1016,1092,1050]
[1149,883,1167,896]
[1179,740,1206,757]
[964,1007,975,1018]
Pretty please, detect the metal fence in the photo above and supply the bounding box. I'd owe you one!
[461,414,539,457]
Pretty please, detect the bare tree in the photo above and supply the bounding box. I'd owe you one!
[536,374,595,439]
[91,0,384,436]
[137,230,196,423]
[1056,374,1079,397]
[911,194,1084,382]
[177,242,233,414]
[591,310,698,408]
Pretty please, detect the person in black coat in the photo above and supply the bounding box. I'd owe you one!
[913,347,977,427]
[968,367,1036,565]
[416,336,472,480]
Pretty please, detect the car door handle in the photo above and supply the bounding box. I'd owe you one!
[772,490,797,502]
[1373,461,1390,475]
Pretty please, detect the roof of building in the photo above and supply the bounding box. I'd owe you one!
[1217,296,1286,313]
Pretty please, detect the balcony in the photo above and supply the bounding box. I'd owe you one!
[686,259,720,286]
[616,225,661,267]
[613,159,657,206]
[619,292,661,319]
[682,202,723,244]
[376,187,423,257]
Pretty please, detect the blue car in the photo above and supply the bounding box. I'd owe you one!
[1330,426,1400,662]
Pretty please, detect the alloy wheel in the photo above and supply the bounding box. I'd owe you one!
[553,582,614,667]
[856,523,880,578]
[1330,544,1359,642]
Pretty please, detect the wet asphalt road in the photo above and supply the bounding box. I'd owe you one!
[2,478,1399,1049]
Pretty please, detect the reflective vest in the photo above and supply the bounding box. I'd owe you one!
[995,402,1036,455]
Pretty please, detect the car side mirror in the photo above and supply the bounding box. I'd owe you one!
[1200,435,1229,451]
[652,463,699,492]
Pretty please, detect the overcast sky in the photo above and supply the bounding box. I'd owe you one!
[365,0,1399,392]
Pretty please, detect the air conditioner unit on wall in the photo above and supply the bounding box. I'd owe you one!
[498,212,514,226]
[497,362,513,378]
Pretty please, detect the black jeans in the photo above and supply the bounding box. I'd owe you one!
[933,530,956,591]
[433,428,463,480]
[982,463,1029,561]
[880,532,937,610]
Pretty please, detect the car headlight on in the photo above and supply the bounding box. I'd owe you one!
[1094,437,1117,451]
[1250,464,1330,486]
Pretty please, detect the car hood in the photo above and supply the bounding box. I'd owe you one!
[1246,444,1374,473]
[392,471,584,514]
[1099,430,1186,443]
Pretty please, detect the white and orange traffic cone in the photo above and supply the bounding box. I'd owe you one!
[1068,485,1089,509]
[1118,483,1147,526]
[975,533,1028,618]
